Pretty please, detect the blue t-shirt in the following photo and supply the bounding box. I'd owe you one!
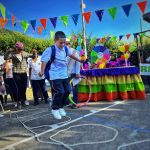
[41,44,72,80]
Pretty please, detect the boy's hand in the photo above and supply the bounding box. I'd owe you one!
[38,72,44,77]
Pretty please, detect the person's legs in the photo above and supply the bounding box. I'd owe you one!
[21,73,27,104]
[61,78,71,108]
[38,79,49,103]
[31,80,39,105]
[50,79,64,110]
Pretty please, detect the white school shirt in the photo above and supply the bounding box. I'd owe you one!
[41,45,72,80]
[28,57,44,80]
[67,48,80,77]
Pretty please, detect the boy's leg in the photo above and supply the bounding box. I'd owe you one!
[61,78,71,108]
[73,84,78,104]
[50,79,64,110]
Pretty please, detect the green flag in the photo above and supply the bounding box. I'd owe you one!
[111,36,117,41]
[21,21,29,33]
[60,16,68,27]
[0,3,6,18]
[108,7,117,20]
[50,30,55,39]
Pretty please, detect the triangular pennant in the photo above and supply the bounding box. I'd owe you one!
[20,20,29,33]
[30,20,36,31]
[71,14,79,26]
[119,35,124,41]
[38,26,43,35]
[60,16,68,27]
[126,34,131,39]
[133,33,138,39]
[137,1,147,14]
[96,38,100,43]
[49,17,57,28]
[0,3,6,18]
[11,15,15,27]
[122,4,132,17]
[83,12,92,24]
[95,9,104,22]
[40,18,47,29]
[50,30,55,39]
[108,7,117,20]
[0,18,8,28]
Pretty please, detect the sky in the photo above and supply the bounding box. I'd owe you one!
[0,0,150,40]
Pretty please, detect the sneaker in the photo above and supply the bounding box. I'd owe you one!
[25,100,29,106]
[59,108,66,117]
[51,109,62,119]
[14,102,17,108]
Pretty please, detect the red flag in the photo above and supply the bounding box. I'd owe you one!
[83,12,92,24]
[137,1,147,14]
[126,34,131,39]
[40,18,47,29]
[0,18,8,28]
[11,15,15,27]
[38,26,43,35]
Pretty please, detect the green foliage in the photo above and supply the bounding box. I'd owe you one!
[0,29,53,54]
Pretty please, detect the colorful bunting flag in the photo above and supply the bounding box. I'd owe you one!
[95,9,104,22]
[60,16,68,27]
[71,14,79,26]
[30,20,36,31]
[140,32,145,37]
[122,4,132,17]
[11,15,15,27]
[83,12,92,24]
[136,1,147,14]
[133,33,139,39]
[50,30,55,39]
[38,26,43,35]
[50,17,57,28]
[40,18,47,29]
[0,3,6,18]
[111,36,117,41]
[108,7,117,20]
[126,34,131,39]
[20,20,29,33]
[0,18,8,28]
[119,35,124,41]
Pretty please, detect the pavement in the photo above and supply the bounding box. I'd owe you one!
[0,94,150,150]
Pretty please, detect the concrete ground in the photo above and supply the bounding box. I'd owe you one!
[0,95,150,150]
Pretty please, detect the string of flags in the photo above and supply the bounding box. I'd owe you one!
[0,1,148,37]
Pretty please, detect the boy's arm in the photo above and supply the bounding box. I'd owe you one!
[70,54,83,63]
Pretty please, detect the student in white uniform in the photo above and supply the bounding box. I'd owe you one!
[29,49,49,106]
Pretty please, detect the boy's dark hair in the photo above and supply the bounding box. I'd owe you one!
[55,31,66,40]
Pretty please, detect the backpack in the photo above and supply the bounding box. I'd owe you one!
[44,45,68,80]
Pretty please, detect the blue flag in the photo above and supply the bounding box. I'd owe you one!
[30,20,36,31]
[122,4,132,17]
[71,14,79,26]
[50,17,57,28]
[95,9,104,22]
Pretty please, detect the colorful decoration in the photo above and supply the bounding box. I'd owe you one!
[122,4,132,17]
[49,17,57,28]
[30,20,36,31]
[60,16,68,27]
[38,26,43,35]
[40,18,47,29]
[129,45,137,52]
[50,30,55,39]
[136,1,148,14]
[11,15,15,27]
[21,20,29,33]
[95,9,104,22]
[0,3,5,18]
[108,7,117,20]
[0,18,8,28]
[71,14,79,26]
[119,45,125,53]
[82,12,92,24]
